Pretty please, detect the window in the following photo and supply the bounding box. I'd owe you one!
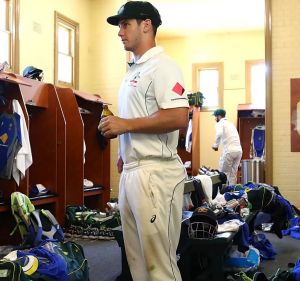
[0,0,19,72]
[245,60,266,108]
[192,62,224,110]
[54,12,79,89]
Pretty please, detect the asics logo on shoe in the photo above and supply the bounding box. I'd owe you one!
[150,215,156,223]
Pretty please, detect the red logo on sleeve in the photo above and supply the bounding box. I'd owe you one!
[172,82,185,96]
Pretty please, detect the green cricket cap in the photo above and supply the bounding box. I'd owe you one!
[212,109,226,117]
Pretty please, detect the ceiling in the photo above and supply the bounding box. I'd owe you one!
[150,0,265,37]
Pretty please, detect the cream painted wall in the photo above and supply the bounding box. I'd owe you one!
[271,0,300,204]
[19,0,92,88]
[89,0,125,198]
[158,31,264,169]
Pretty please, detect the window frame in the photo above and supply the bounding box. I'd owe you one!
[0,0,19,72]
[245,59,265,106]
[54,11,79,89]
[192,62,224,111]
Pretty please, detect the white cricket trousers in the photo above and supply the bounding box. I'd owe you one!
[118,158,186,281]
[219,151,242,185]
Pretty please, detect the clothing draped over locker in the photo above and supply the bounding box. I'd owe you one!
[0,110,22,179]
[12,99,33,185]
[0,99,32,183]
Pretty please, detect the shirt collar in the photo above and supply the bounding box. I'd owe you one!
[127,46,163,67]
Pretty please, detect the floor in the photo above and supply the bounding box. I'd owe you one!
[77,231,300,281]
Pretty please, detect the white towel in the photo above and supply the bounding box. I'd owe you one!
[194,174,213,204]
[218,219,245,233]
[12,100,33,185]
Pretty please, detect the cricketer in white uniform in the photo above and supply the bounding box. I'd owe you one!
[212,109,242,185]
[103,2,189,281]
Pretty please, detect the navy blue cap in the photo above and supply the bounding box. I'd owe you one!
[107,1,162,27]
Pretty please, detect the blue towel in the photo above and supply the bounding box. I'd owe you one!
[18,246,68,281]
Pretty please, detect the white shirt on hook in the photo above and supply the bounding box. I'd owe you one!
[12,99,33,185]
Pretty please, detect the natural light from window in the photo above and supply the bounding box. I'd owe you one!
[250,63,266,108]
[0,0,10,64]
[198,69,219,108]
[55,12,78,88]
[58,25,73,84]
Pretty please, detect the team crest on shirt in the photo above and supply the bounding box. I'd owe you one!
[0,133,8,144]
[129,72,140,87]
[172,82,185,96]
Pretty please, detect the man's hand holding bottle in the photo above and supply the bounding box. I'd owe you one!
[98,105,122,139]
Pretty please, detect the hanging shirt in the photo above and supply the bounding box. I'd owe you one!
[12,99,33,185]
[0,111,22,179]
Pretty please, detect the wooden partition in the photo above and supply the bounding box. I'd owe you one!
[18,76,66,225]
[0,73,111,245]
[74,91,111,210]
[0,76,29,201]
[56,87,84,206]
[0,74,67,244]
[177,106,200,176]
[0,75,30,245]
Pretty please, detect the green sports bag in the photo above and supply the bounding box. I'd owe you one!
[41,240,89,281]
[0,259,29,281]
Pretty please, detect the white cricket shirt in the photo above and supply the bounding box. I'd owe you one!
[118,47,189,164]
[213,118,242,154]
